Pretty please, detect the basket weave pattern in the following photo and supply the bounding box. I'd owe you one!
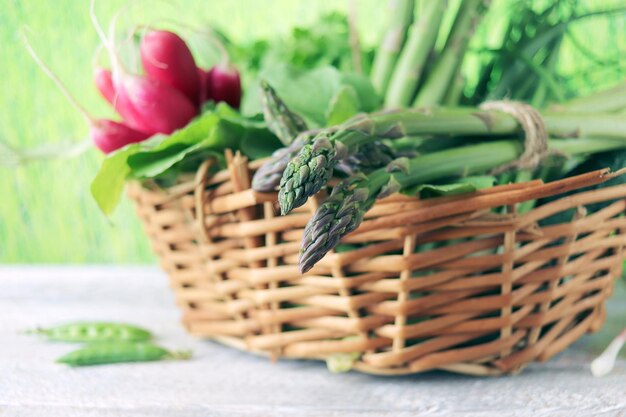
[128,152,626,376]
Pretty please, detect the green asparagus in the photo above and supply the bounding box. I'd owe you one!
[254,135,396,192]
[300,173,376,273]
[252,133,314,192]
[298,137,626,272]
[370,0,415,96]
[384,0,447,108]
[279,107,626,214]
[336,141,397,175]
[278,133,349,214]
[414,0,490,106]
[260,80,308,146]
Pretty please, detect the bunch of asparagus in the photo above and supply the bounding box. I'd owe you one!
[254,81,626,272]
[369,0,626,109]
[372,0,489,109]
[250,1,626,273]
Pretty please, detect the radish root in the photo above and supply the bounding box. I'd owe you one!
[21,28,94,124]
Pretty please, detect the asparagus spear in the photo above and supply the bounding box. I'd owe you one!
[253,80,314,192]
[300,173,375,272]
[336,141,397,175]
[550,81,626,113]
[251,133,315,192]
[414,0,490,107]
[278,132,350,214]
[255,86,395,192]
[277,107,626,214]
[253,111,399,192]
[260,80,308,146]
[253,134,398,192]
[384,0,447,108]
[370,0,415,96]
[443,73,466,106]
[276,115,378,212]
[299,137,626,272]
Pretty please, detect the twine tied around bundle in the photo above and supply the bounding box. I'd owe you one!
[479,100,563,174]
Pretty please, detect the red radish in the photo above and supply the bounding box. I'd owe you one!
[93,54,196,135]
[23,34,152,154]
[91,119,150,153]
[140,30,200,104]
[206,63,242,108]
[90,5,197,135]
[112,73,197,135]
[94,67,116,104]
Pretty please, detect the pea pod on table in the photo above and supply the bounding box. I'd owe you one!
[28,322,153,343]
[56,342,192,367]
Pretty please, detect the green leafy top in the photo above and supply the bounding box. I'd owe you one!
[241,64,380,126]
[90,103,281,215]
[232,13,367,76]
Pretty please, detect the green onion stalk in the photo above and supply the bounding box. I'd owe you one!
[276,107,626,214]
[299,137,626,272]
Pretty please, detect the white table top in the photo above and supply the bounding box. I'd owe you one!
[1,265,625,417]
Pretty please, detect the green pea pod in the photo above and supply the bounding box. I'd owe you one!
[56,342,192,367]
[28,322,152,343]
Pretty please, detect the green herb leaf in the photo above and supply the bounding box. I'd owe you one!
[215,103,282,159]
[243,65,341,125]
[128,141,209,179]
[326,85,360,125]
[119,112,222,179]
[404,176,496,198]
[138,112,221,153]
[90,145,141,215]
[234,12,358,77]
[126,104,273,179]
[240,134,282,159]
[339,72,381,112]
[90,106,273,214]
[242,65,379,126]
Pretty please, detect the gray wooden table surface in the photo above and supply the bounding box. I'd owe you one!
[1,265,625,417]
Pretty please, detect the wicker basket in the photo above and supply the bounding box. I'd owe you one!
[128,150,626,376]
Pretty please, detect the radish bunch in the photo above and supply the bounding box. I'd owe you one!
[94,29,242,153]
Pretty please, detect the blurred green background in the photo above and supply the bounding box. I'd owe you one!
[2,0,626,263]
